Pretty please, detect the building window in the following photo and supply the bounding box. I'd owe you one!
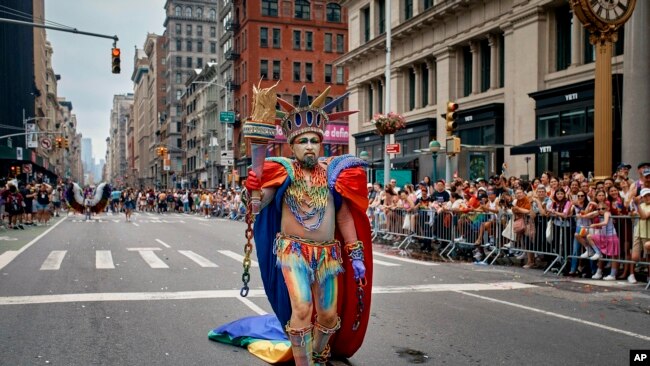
[273,60,281,80]
[293,30,301,49]
[260,27,269,47]
[421,64,428,107]
[210,26,216,37]
[209,9,216,20]
[324,64,332,83]
[197,41,203,52]
[362,7,370,43]
[260,60,269,79]
[197,25,203,36]
[480,39,490,92]
[272,28,281,48]
[175,72,182,84]
[187,40,192,52]
[175,6,182,16]
[187,57,192,68]
[404,0,413,20]
[305,62,313,82]
[305,31,313,51]
[377,0,385,35]
[175,24,181,35]
[423,0,433,10]
[210,42,216,54]
[186,24,192,35]
[176,90,182,100]
[336,34,344,53]
[367,84,374,116]
[408,68,416,111]
[185,7,192,17]
[262,0,278,16]
[499,33,505,88]
[176,39,182,51]
[295,0,311,20]
[293,62,301,81]
[555,5,572,72]
[325,33,332,52]
[336,66,344,84]
[378,81,383,113]
[293,95,301,106]
[197,57,203,68]
[463,46,472,97]
[326,3,341,22]
[584,31,595,64]
[614,26,625,56]
[175,56,182,67]
[196,7,203,18]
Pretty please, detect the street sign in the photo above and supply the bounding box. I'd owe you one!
[16,147,23,160]
[220,111,235,124]
[22,164,32,174]
[386,143,401,154]
[220,150,234,166]
[40,138,52,150]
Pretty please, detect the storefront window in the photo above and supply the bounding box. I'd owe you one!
[560,109,585,136]
[537,114,560,139]
[586,108,594,133]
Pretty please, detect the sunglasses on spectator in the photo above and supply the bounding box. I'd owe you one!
[598,208,607,211]
[577,194,585,197]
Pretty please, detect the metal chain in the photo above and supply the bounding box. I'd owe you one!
[352,283,365,331]
[240,199,254,297]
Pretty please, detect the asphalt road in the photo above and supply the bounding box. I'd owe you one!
[0,211,648,366]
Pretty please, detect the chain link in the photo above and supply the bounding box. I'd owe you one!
[240,199,254,297]
[352,283,365,331]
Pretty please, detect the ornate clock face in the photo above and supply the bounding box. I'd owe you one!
[589,0,632,23]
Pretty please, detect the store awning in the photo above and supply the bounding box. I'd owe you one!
[510,133,594,155]
[390,155,419,169]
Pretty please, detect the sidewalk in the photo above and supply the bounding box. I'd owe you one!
[0,215,66,256]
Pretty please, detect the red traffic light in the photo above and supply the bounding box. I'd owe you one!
[112,48,121,57]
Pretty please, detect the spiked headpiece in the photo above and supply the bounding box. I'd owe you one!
[277,86,357,143]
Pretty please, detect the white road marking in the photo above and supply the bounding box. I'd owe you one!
[373,251,439,266]
[0,282,535,306]
[40,250,67,270]
[155,239,172,248]
[136,250,169,269]
[126,248,161,251]
[177,250,218,267]
[218,250,259,267]
[132,222,140,227]
[0,217,67,270]
[237,297,267,315]
[373,259,400,266]
[456,290,650,342]
[96,250,115,269]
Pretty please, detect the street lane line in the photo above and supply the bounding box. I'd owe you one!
[0,216,67,270]
[455,290,650,342]
[373,251,439,266]
[155,239,172,248]
[373,259,400,267]
[40,251,67,270]
[127,248,161,251]
[132,222,140,227]
[0,282,536,306]
[237,297,268,315]
[218,250,259,267]
[178,250,218,267]
[96,250,115,269]
[137,250,169,269]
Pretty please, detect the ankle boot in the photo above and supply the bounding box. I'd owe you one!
[312,317,341,366]
[286,322,314,366]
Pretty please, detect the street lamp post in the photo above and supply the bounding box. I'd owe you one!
[429,140,441,183]
[359,151,370,183]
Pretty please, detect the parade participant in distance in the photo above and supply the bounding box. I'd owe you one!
[210,86,372,365]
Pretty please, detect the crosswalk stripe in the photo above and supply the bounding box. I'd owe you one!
[155,239,171,248]
[373,259,400,267]
[137,250,169,269]
[178,250,218,267]
[218,250,259,267]
[373,252,439,266]
[40,251,67,270]
[96,250,115,269]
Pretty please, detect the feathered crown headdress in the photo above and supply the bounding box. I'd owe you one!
[276,86,357,143]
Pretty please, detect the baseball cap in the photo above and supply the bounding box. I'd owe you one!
[641,188,650,197]
[643,168,650,177]
[616,162,632,170]
[638,162,650,169]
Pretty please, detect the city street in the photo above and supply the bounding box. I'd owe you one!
[0,212,648,365]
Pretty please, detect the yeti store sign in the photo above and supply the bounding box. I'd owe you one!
[539,146,552,153]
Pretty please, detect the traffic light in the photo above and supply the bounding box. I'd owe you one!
[54,137,62,148]
[111,48,121,74]
[445,101,458,137]
[15,166,21,175]
[10,166,16,176]
[63,138,69,148]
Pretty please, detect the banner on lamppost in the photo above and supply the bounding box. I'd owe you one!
[25,123,38,148]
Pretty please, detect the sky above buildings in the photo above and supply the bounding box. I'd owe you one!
[45,1,165,160]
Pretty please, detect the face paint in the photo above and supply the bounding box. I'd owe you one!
[291,132,321,169]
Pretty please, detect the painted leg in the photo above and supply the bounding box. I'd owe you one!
[286,323,314,366]
[312,317,340,366]
[312,275,339,365]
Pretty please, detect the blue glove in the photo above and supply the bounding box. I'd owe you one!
[352,259,366,282]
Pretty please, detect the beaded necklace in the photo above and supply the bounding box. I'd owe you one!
[285,160,329,231]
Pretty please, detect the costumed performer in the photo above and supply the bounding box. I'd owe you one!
[210,85,373,365]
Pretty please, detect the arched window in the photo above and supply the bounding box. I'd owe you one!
[294,0,310,20]
[185,7,192,18]
[326,3,341,22]
[196,7,203,18]
[209,8,216,20]
[175,6,182,16]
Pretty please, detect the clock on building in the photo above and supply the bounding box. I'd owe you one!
[572,0,636,31]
